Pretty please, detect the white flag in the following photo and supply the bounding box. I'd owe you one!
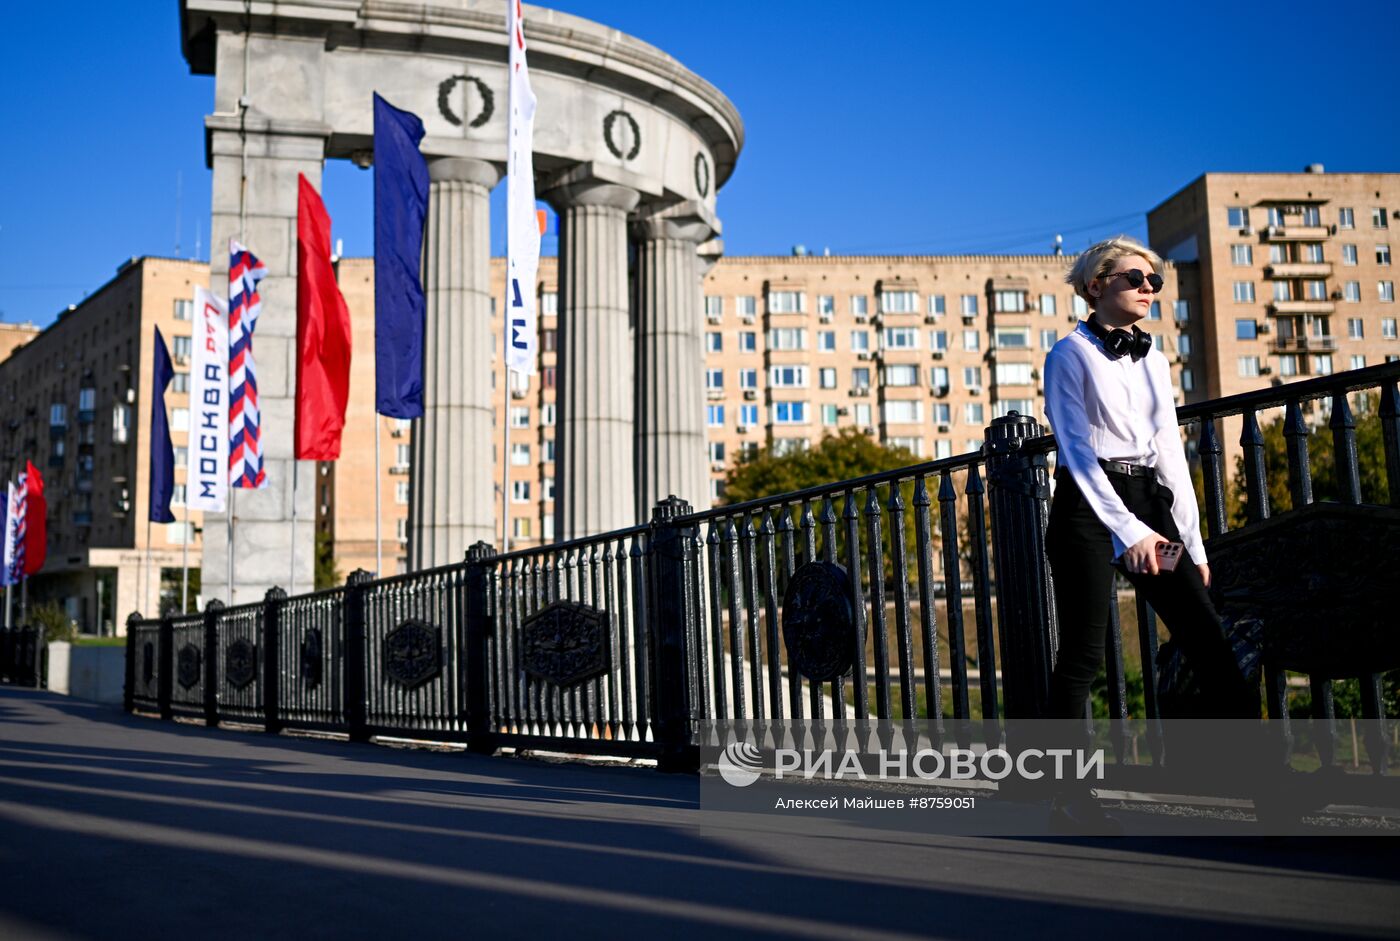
[505,0,540,375]
[1,482,16,588]
[188,286,230,513]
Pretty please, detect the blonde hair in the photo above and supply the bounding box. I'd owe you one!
[1066,235,1164,309]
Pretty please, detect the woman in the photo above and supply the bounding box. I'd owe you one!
[1042,236,1257,831]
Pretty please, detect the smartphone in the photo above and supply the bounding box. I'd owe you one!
[1155,541,1184,572]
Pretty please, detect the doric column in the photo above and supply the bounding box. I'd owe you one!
[633,202,719,518]
[545,177,640,539]
[408,157,500,569]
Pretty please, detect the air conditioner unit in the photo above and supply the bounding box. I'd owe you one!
[962,314,976,323]
[850,386,870,397]
[174,353,189,366]
[967,385,983,395]
[706,313,723,324]
[1258,322,1271,335]
[390,428,404,438]
[1240,226,1255,236]
[1331,290,1344,300]
[706,389,724,400]
[924,315,939,324]
[711,461,726,472]
[1259,366,1273,376]
[863,426,877,435]
[1329,224,1339,235]
[836,406,850,416]
[931,384,949,396]
[857,352,873,361]
[931,351,944,360]
[819,313,833,323]
[854,313,869,323]
[736,425,749,434]
[937,423,951,433]
[740,313,755,324]
[511,388,528,399]
[743,389,757,400]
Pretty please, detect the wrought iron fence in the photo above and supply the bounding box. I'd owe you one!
[0,627,45,688]
[123,363,1400,794]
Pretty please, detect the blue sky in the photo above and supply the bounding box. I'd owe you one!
[1,0,1396,327]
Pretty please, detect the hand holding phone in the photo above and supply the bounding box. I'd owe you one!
[1154,540,1184,572]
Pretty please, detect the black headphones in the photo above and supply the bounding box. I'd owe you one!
[1084,315,1152,362]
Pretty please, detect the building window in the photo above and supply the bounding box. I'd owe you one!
[1372,208,1390,229]
[1302,206,1321,226]
[881,327,919,350]
[396,518,409,542]
[512,481,531,503]
[706,368,724,390]
[542,366,556,390]
[1227,207,1250,228]
[1072,295,1089,316]
[993,291,1025,313]
[1173,300,1190,323]
[396,443,411,466]
[173,336,192,361]
[172,407,189,432]
[962,330,980,352]
[1304,280,1328,301]
[540,403,556,427]
[739,404,759,426]
[851,295,869,316]
[1039,294,1057,316]
[772,438,808,457]
[1348,317,1365,339]
[1345,281,1362,302]
[769,365,807,387]
[1040,328,1058,350]
[395,481,409,505]
[544,438,556,462]
[995,363,1033,385]
[881,290,918,313]
[737,296,758,317]
[509,407,528,428]
[709,441,725,463]
[543,477,555,501]
[964,402,985,425]
[174,447,188,467]
[929,330,948,351]
[888,436,922,456]
[821,404,839,426]
[1339,207,1355,229]
[704,296,723,317]
[172,371,190,394]
[706,332,722,352]
[959,294,979,316]
[1267,207,1284,227]
[1279,355,1300,377]
[739,368,758,390]
[112,404,131,443]
[739,331,757,352]
[513,517,532,539]
[850,330,870,352]
[929,294,946,316]
[930,402,951,425]
[818,330,836,352]
[1343,244,1359,266]
[1181,368,1195,392]
[882,400,922,424]
[511,442,530,466]
[1235,319,1257,340]
[883,364,919,387]
[1273,280,1293,302]
[819,367,837,389]
[1152,334,1166,352]
[174,298,193,321]
[50,403,66,426]
[1232,281,1255,303]
[1381,282,1396,304]
[994,328,1030,349]
[853,404,871,426]
[994,399,1034,420]
[1230,244,1253,266]
[1379,245,1393,266]
[771,401,808,424]
[1148,301,1162,320]
[963,366,982,389]
[1312,355,1333,376]
[707,404,725,426]
[539,291,558,316]
[852,367,871,388]
[931,367,949,390]
[1177,335,1192,356]
[934,440,952,459]
[1301,243,1325,263]
[1350,355,1367,370]
[1238,356,1261,378]
[767,328,807,350]
[817,294,835,316]
[541,329,557,352]
[768,290,806,314]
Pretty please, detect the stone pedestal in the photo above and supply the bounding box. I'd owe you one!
[408,158,500,569]
[633,202,718,518]
[546,179,640,539]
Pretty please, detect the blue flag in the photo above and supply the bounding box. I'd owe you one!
[373,92,430,419]
[149,326,176,524]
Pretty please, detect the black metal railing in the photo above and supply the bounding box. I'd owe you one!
[122,363,1400,794]
[0,627,45,688]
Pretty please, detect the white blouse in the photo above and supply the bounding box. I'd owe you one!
[1042,321,1206,565]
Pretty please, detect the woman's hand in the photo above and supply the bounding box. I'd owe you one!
[1122,532,1169,575]
[1198,563,1211,588]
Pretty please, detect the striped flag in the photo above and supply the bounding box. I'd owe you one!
[1,480,17,587]
[229,240,269,489]
[9,471,25,583]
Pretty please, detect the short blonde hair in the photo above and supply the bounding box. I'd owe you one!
[1066,235,1164,309]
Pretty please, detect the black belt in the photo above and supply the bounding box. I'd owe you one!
[1098,459,1155,478]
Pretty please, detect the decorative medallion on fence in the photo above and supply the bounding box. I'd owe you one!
[383,620,442,689]
[225,639,257,690]
[177,643,202,690]
[1208,503,1400,678]
[142,642,154,688]
[521,601,610,687]
[782,561,856,682]
[300,628,323,689]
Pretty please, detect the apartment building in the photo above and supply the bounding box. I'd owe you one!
[0,258,206,631]
[0,323,40,363]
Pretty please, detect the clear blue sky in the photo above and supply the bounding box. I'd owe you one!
[2,0,1396,327]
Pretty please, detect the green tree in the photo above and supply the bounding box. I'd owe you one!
[314,529,341,591]
[29,601,75,644]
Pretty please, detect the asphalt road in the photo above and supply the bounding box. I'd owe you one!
[0,687,1397,940]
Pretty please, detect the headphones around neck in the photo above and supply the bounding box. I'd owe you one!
[1085,315,1152,362]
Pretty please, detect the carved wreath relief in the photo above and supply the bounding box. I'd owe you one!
[522,602,610,687]
[782,562,857,683]
[603,109,641,161]
[437,74,494,129]
[384,620,443,689]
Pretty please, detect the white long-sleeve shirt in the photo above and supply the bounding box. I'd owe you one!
[1042,321,1207,565]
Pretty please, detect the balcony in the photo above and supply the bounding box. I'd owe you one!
[1265,262,1332,279]
[1270,299,1335,315]
[1272,336,1337,354]
[1262,225,1329,242]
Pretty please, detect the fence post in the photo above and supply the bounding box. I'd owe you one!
[648,496,699,773]
[344,569,374,743]
[464,541,497,755]
[263,587,287,735]
[124,612,140,713]
[203,599,224,727]
[984,412,1057,720]
[157,616,174,721]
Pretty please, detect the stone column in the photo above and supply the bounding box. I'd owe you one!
[545,178,640,539]
[633,202,718,518]
[203,119,329,604]
[408,158,500,569]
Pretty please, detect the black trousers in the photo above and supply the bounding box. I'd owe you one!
[1044,467,1258,721]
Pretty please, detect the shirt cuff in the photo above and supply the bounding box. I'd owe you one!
[1110,518,1156,561]
[1184,539,1208,566]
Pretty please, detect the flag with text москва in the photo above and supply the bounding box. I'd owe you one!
[295,174,352,460]
[188,286,230,512]
[148,326,177,524]
[229,240,269,488]
[505,0,539,376]
[1,480,17,587]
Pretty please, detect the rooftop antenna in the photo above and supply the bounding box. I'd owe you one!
[1053,233,1063,255]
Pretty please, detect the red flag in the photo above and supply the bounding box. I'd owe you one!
[21,461,46,576]
[295,174,352,460]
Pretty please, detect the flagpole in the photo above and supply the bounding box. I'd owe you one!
[290,460,298,595]
[502,307,513,555]
[144,516,153,615]
[181,507,190,613]
[375,419,383,576]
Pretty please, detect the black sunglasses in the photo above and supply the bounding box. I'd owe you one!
[1104,268,1164,293]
